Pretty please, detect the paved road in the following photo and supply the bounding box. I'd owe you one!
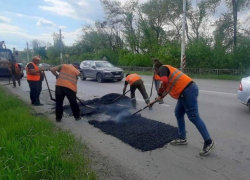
[1,72,250,180]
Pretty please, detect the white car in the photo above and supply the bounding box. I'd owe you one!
[39,63,51,71]
[237,76,250,112]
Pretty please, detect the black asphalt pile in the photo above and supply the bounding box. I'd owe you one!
[62,93,131,116]
[88,115,179,152]
[57,93,179,151]
[89,93,131,105]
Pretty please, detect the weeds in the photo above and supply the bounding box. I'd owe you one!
[0,86,96,180]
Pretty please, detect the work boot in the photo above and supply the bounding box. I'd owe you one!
[159,99,164,104]
[170,138,188,145]
[37,100,44,106]
[75,116,82,121]
[33,102,44,106]
[199,140,216,156]
[56,118,61,122]
[131,99,136,109]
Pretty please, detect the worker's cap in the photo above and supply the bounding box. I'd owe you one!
[32,56,41,61]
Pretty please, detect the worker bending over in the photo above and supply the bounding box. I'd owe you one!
[152,58,164,104]
[148,61,216,156]
[50,63,81,122]
[123,73,151,109]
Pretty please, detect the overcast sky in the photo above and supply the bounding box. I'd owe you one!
[0,0,248,51]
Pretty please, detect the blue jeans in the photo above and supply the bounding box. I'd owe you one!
[174,83,211,141]
[154,80,160,92]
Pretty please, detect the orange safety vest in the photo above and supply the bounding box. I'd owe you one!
[125,73,141,85]
[164,65,193,99]
[26,62,40,81]
[56,64,80,92]
[15,63,20,74]
[154,73,161,80]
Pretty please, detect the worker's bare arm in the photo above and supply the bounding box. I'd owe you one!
[50,66,60,78]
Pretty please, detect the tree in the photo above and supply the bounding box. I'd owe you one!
[220,0,250,45]
[100,0,140,53]
[31,39,47,60]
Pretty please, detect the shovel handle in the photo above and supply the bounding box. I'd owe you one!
[149,73,154,98]
[111,90,130,103]
[43,71,56,102]
[76,96,96,110]
[130,100,157,117]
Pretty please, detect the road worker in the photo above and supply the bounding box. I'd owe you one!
[50,63,81,122]
[148,61,216,156]
[8,60,21,87]
[152,58,164,104]
[26,56,44,106]
[123,73,151,110]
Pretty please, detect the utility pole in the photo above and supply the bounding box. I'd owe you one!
[180,0,187,71]
[59,29,63,64]
[26,42,29,63]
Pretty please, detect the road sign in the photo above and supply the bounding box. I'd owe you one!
[65,54,69,58]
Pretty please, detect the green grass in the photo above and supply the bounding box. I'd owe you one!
[0,86,96,180]
[125,71,244,81]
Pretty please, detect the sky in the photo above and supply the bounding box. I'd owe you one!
[0,0,249,51]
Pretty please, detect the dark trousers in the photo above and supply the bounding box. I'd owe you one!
[12,73,20,86]
[130,79,150,107]
[55,86,80,120]
[28,80,42,104]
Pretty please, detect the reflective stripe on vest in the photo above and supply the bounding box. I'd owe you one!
[164,65,192,99]
[125,73,141,85]
[56,64,79,92]
[26,62,40,81]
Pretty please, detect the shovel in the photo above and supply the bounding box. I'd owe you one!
[130,91,168,117]
[130,100,158,117]
[104,90,130,104]
[76,96,96,110]
[44,72,56,102]
[149,73,154,98]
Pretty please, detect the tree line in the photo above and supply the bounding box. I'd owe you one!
[19,0,250,69]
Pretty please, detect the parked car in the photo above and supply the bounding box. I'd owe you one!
[39,63,51,71]
[237,76,250,112]
[79,60,124,82]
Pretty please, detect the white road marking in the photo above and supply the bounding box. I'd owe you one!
[160,104,170,107]
[199,90,236,96]
[145,83,236,96]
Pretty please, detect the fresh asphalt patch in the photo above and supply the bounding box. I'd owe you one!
[60,93,179,151]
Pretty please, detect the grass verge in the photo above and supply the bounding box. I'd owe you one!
[125,71,243,81]
[0,86,96,180]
